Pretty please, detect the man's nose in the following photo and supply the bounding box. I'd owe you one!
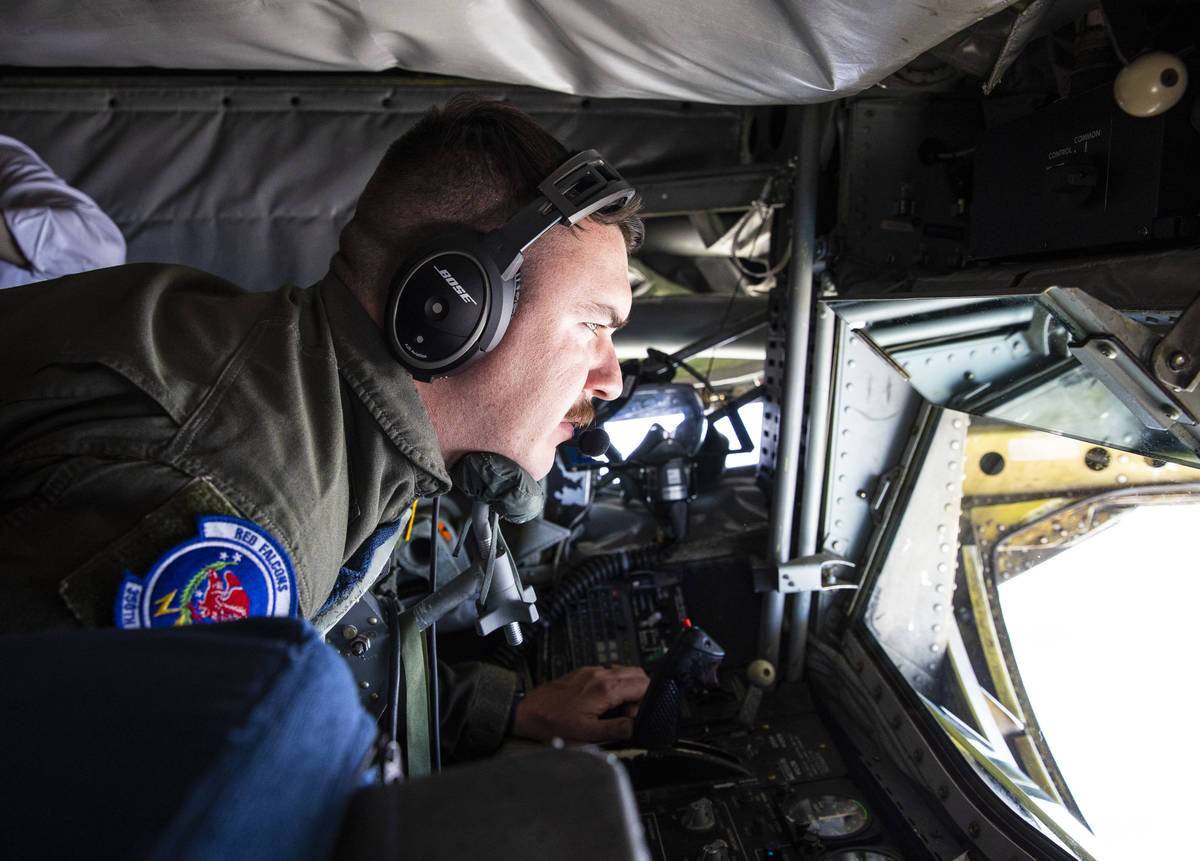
[586,341,623,401]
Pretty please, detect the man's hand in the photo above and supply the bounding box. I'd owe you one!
[511,665,650,743]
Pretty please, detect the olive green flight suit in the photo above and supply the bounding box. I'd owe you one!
[0,263,516,758]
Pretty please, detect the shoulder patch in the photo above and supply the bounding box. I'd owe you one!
[115,517,296,629]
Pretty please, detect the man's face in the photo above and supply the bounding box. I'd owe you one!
[422,221,630,479]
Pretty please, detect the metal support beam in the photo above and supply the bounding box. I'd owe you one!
[636,165,789,215]
[785,300,838,681]
[758,104,820,672]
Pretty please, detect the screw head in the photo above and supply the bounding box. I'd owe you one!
[1169,351,1188,370]
[1098,342,1117,359]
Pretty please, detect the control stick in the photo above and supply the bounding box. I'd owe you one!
[633,624,724,748]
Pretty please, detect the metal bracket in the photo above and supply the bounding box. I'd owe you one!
[1041,286,1200,449]
[475,549,539,638]
[1070,336,1194,429]
[777,551,856,593]
[1153,295,1200,393]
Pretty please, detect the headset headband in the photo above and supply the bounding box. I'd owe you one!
[489,149,636,279]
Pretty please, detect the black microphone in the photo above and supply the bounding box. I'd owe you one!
[576,427,610,457]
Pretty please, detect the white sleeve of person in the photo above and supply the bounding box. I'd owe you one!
[0,135,126,289]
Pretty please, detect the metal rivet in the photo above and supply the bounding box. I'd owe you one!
[1098,342,1117,359]
[1169,351,1188,370]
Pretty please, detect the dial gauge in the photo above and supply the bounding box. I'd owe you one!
[784,794,871,839]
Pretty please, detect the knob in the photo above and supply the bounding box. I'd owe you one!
[699,838,732,861]
[1114,52,1188,118]
[682,797,716,832]
[747,658,776,689]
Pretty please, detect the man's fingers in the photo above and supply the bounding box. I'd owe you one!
[601,672,650,708]
[605,664,650,680]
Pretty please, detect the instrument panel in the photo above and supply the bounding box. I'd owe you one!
[635,711,913,861]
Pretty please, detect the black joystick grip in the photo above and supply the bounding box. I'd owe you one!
[633,625,724,748]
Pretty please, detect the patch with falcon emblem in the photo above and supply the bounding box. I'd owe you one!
[114,516,295,629]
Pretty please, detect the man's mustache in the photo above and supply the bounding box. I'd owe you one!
[564,399,595,427]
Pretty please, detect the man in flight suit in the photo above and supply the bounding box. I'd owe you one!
[0,97,650,760]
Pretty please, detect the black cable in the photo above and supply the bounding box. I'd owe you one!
[676,358,714,391]
[385,592,402,745]
[539,545,668,626]
[428,496,442,773]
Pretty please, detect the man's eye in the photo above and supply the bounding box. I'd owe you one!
[584,321,601,336]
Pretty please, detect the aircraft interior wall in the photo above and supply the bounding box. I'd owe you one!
[5,4,1200,855]
[0,79,747,291]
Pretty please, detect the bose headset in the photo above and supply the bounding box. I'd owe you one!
[384,149,635,381]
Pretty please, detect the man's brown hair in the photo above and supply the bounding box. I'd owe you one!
[331,96,643,319]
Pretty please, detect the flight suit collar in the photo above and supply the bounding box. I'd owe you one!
[315,274,451,498]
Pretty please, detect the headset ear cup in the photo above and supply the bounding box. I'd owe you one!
[385,231,512,380]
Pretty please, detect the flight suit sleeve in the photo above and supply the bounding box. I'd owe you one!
[436,660,521,762]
